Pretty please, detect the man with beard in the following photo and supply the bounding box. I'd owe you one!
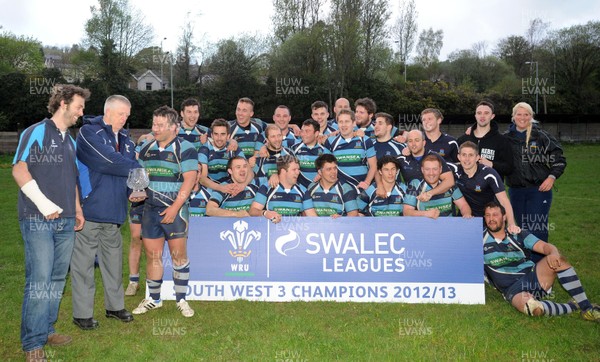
[13,84,89,361]
[483,201,599,321]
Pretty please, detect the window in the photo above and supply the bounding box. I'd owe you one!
[146,82,152,91]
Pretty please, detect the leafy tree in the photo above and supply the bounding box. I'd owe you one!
[414,28,443,69]
[495,35,531,78]
[0,32,44,75]
[83,0,154,92]
[272,0,324,42]
[203,39,265,118]
[544,21,600,113]
[391,0,418,77]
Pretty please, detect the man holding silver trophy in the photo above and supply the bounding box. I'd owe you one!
[132,105,198,318]
[71,95,141,330]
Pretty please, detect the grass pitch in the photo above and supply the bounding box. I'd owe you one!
[0,146,599,361]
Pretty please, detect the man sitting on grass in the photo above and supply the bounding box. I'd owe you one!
[483,201,599,321]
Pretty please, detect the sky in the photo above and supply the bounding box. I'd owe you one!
[1,0,599,61]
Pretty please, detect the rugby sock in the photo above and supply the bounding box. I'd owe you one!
[173,261,190,302]
[540,300,576,316]
[557,267,592,311]
[147,279,162,301]
[129,274,140,283]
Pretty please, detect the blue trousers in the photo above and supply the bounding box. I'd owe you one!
[19,217,75,352]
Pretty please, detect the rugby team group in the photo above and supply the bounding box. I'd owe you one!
[13,84,599,361]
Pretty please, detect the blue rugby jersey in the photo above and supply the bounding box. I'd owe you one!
[290,141,330,188]
[228,119,265,158]
[14,118,78,219]
[178,124,210,151]
[321,123,339,136]
[357,182,407,216]
[307,181,358,216]
[396,150,451,184]
[138,137,198,208]
[323,135,376,187]
[425,133,459,163]
[254,183,314,216]
[373,138,406,159]
[483,229,540,291]
[189,185,212,217]
[199,141,245,183]
[455,164,505,217]
[355,124,376,139]
[209,184,258,212]
[253,147,293,185]
[404,179,463,216]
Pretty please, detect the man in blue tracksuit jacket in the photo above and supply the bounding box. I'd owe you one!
[71,95,141,330]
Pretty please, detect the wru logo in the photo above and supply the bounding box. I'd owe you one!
[220,220,261,263]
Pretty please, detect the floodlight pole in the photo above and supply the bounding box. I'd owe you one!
[525,61,539,114]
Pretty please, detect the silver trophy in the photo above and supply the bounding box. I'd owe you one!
[127,168,150,199]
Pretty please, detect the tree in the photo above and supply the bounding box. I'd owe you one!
[174,18,198,88]
[544,21,600,113]
[84,0,154,61]
[272,0,324,42]
[0,32,44,75]
[495,35,531,78]
[203,39,264,117]
[526,18,550,59]
[391,0,418,74]
[325,0,363,100]
[83,0,154,90]
[414,28,443,68]
[358,0,390,75]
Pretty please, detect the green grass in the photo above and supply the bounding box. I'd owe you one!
[1,145,599,361]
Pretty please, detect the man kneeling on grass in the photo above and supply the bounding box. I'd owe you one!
[483,201,599,321]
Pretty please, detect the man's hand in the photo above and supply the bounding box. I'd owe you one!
[160,205,179,224]
[290,124,301,137]
[45,211,60,220]
[75,211,85,231]
[375,184,386,198]
[227,138,239,152]
[426,209,440,219]
[258,145,269,158]
[357,181,369,190]
[417,191,433,202]
[507,224,521,234]
[268,174,280,188]
[354,129,365,138]
[539,177,555,192]
[394,133,407,143]
[223,183,243,196]
[478,157,493,168]
[546,253,562,270]
[401,147,410,157]
[129,195,147,203]
[200,133,208,145]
